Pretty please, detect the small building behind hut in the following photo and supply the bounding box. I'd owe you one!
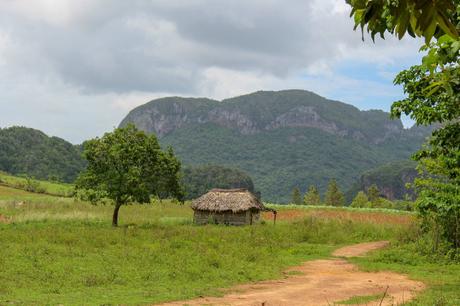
[191,188,268,225]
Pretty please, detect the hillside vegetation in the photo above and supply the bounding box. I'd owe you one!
[346,160,418,202]
[0,126,85,183]
[120,90,432,202]
[182,165,255,200]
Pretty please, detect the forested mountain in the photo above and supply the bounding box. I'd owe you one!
[346,160,418,202]
[120,90,432,203]
[182,165,255,200]
[0,126,85,182]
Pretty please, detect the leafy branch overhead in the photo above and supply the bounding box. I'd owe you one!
[347,0,459,43]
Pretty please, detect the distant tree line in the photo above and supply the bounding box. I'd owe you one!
[291,179,345,206]
[291,180,413,210]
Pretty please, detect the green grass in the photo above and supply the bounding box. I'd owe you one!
[0,197,402,305]
[0,171,74,197]
[336,293,383,304]
[0,187,459,305]
[352,242,460,306]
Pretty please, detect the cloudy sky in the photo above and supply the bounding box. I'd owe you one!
[0,0,423,143]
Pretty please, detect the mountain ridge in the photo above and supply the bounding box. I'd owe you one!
[119,89,431,202]
[120,89,405,144]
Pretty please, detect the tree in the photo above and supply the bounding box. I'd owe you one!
[347,0,459,43]
[347,0,460,248]
[303,185,321,205]
[351,191,369,208]
[367,184,380,203]
[75,124,184,227]
[324,179,345,207]
[291,187,302,205]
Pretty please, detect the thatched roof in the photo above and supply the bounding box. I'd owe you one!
[191,188,266,213]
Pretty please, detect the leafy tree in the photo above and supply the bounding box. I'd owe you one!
[351,191,369,208]
[291,187,302,205]
[367,184,380,203]
[324,179,345,207]
[303,185,321,205]
[76,124,184,226]
[347,0,459,43]
[348,0,460,248]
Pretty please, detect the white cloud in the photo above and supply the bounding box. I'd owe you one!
[0,0,423,142]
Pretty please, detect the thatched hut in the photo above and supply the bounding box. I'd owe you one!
[191,188,275,225]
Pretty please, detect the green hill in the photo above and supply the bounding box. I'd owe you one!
[346,160,418,203]
[0,126,85,183]
[182,165,255,200]
[120,90,432,203]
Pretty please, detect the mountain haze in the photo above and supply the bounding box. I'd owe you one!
[120,90,431,202]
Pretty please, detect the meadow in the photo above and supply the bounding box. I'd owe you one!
[0,185,459,305]
[0,171,74,197]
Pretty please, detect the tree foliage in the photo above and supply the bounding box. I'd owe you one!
[291,187,302,205]
[324,179,345,207]
[347,0,459,43]
[75,124,184,226]
[367,184,380,203]
[303,185,321,205]
[348,0,460,248]
[351,191,370,208]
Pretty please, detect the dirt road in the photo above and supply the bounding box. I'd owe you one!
[157,241,425,306]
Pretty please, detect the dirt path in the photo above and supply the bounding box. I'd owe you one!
[157,241,425,306]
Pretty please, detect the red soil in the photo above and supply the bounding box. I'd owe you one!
[156,241,424,306]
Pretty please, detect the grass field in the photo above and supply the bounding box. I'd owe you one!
[0,171,74,197]
[0,185,459,305]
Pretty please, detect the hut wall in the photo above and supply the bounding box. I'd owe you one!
[194,210,249,225]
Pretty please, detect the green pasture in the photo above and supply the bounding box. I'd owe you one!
[0,184,458,305]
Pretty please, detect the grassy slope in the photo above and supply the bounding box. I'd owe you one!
[0,171,74,197]
[0,187,458,305]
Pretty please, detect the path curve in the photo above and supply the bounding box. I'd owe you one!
[156,241,425,306]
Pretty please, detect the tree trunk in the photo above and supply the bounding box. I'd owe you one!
[112,202,122,227]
